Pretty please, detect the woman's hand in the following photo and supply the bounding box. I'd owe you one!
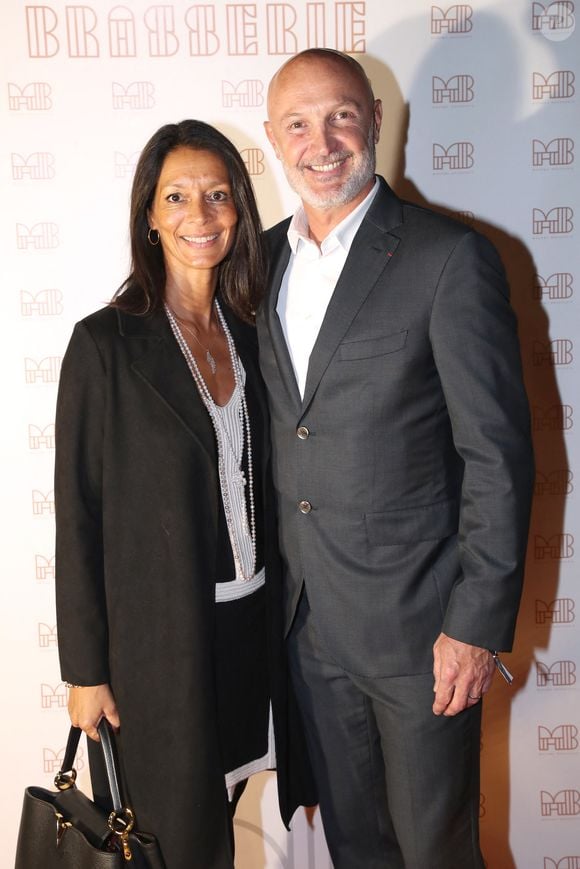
[67,683,121,742]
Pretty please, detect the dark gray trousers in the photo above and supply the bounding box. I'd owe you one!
[287,594,484,869]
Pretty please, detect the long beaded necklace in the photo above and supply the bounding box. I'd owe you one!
[165,300,256,581]
[169,310,218,375]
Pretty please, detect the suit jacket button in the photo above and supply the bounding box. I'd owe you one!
[298,500,312,514]
[297,426,310,440]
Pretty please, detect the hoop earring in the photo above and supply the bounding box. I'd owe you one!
[147,227,160,246]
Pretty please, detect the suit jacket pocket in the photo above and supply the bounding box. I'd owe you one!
[365,498,459,545]
[338,329,408,361]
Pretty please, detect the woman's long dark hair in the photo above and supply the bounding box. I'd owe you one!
[112,120,266,323]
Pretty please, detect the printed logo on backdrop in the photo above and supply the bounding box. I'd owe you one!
[7,82,52,111]
[11,152,55,180]
[433,142,474,170]
[533,207,574,235]
[112,83,155,110]
[534,272,574,300]
[16,223,59,250]
[25,357,62,384]
[222,80,264,108]
[32,490,55,516]
[534,533,575,558]
[532,339,574,366]
[541,790,580,816]
[544,859,580,869]
[29,424,56,450]
[533,70,576,100]
[532,2,576,41]
[24,3,367,58]
[38,623,57,649]
[532,138,575,167]
[21,289,63,317]
[535,469,574,496]
[35,554,55,581]
[41,682,68,709]
[532,405,574,431]
[114,152,140,180]
[535,598,576,624]
[536,660,576,686]
[241,148,266,176]
[44,745,84,774]
[538,724,579,751]
[432,74,474,104]
[431,5,473,34]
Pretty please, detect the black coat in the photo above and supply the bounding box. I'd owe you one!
[54,304,316,868]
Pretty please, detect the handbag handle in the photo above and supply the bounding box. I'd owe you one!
[56,720,123,811]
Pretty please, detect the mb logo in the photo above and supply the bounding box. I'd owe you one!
[532,2,576,32]
[35,554,55,581]
[544,859,580,868]
[538,724,579,751]
[21,289,63,317]
[222,80,264,108]
[38,623,57,649]
[240,148,265,176]
[534,533,575,559]
[432,74,474,103]
[431,5,473,33]
[534,272,574,300]
[7,82,52,111]
[532,404,574,430]
[114,151,140,179]
[16,222,59,249]
[112,82,155,110]
[29,424,56,450]
[533,70,575,99]
[536,660,576,686]
[533,207,574,234]
[533,138,575,166]
[541,790,580,816]
[41,683,68,709]
[25,356,62,384]
[32,490,55,516]
[535,598,576,624]
[535,469,574,496]
[11,152,55,180]
[532,339,574,365]
[433,142,474,170]
[43,745,84,774]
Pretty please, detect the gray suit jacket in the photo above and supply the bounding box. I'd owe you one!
[257,177,534,679]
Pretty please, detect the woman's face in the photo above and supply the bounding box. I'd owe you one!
[148,146,238,283]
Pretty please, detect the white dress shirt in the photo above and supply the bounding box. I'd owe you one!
[276,178,380,397]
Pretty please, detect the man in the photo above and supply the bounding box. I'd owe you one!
[257,48,534,868]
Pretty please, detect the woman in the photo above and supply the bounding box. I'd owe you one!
[54,120,315,868]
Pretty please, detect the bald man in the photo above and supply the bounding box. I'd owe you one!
[257,49,533,868]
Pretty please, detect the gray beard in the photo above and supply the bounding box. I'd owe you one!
[281,126,376,210]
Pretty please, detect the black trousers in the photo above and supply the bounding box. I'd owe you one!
[287,593,484,869]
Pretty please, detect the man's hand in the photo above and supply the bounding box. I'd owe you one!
[432,633,495,716]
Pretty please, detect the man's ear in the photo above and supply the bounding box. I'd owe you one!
[373,99,383,144]
[264,121,280,158]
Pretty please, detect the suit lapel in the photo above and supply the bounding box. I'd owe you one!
[119,308,217,463]
[263,230,303,410]
[301,180,402,412]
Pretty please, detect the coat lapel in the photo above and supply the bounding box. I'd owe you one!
[301,180,402,413]
[118,308,217,464]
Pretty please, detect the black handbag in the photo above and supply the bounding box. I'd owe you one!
[15,719,165,868]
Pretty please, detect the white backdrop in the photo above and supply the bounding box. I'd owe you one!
[2,1,579,867]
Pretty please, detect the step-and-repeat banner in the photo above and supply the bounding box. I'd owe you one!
[2,1,578,866]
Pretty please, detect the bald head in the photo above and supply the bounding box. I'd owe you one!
[267,49,376,117]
